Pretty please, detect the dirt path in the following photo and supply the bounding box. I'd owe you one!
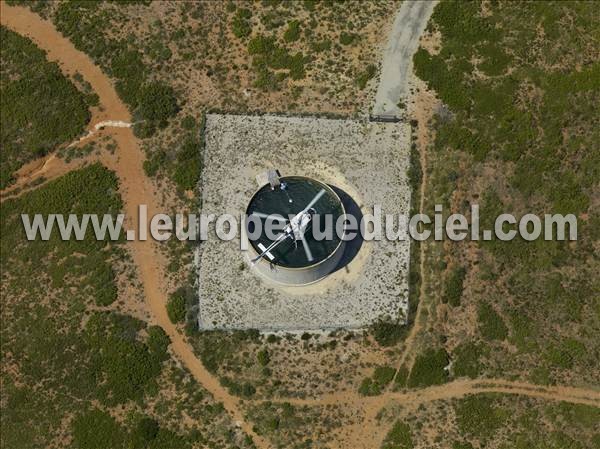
[1,121,131,200]
[274,376,599,449]
[0,4,271,448]
[274,378,600,409]
[372,0,438,116]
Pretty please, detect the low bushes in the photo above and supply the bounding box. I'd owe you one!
[167,293,186,324]
[382,420,413,449]
[371,319,406,347]
[407,348,449,387]
[356,64,377,89]
[442,266,466,307]
[359,366,396,396]
[0,26,91,189]
[477,303,508,341]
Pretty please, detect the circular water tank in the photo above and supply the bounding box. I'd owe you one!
[244,176,346,285]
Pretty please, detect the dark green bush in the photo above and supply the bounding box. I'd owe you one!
[134,121,157,139]
[371,319,406,347]
[167,294,186,324]
[356,64,377,89]
[283,20,301,42]
[135,416,159,442]
[147,325,170,362]
[359,366,396,396]
[442,266,467,307]
[407,348,449,387]
[231,9,252,38]
[181,115,196,130]
[478,303,508,341]
[394,365,409,388]
[257,349,270,366]
[454,394,508,438]
[137,81,178,125]
[452,342,485,378]
[373,366,396,386]
[339,31,357,45]
[72,409,126,449]
[382,420,413,449]
[172,134,201,190]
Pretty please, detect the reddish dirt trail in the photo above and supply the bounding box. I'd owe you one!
[279,379,600,409]
[0,4,271,448]
[276,378,600,449]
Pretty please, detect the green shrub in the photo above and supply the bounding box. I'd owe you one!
[247,33,308,82]
[135,416,159,442]
[454,394,508,438]
[147,325,170,362]
[373,366,396,386]
[443,266,467,307]
[0,26,91,189]
[356,64,377,89]
[359,366,396,396]
[339,31,357,45]
[453,342,485,378]
[477,303,508,341]
[72,409,126,449]
[452,441,475,449]
[394,365,409,388]
[231,8,252,38]
[544,338,585,369]
[137,81,178,125]
[85,312,162,404]
[257,349,270,366]
[167,294,186,324]
[142,150,166,177]
[310,39,331,52]
[382,420,413,449]
[222,377,256,397]
[181,115,196,130]
[283,20,301,42]
[358,377,376,396]
[371,319,406,347]
[248,35,276,55]
[407,348,449,387]
[172,133,201,190]
[134,121,157,138]
[477,43,512,76]
[407,143,422,192]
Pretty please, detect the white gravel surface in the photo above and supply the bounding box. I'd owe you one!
[197,114,412,331]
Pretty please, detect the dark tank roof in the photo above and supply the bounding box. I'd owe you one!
[246,176,344,268]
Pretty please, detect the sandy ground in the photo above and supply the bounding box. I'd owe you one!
[372,0,438,116]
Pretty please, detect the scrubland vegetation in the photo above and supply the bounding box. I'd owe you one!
[411,0,599,388]
[0,165,253,449]
[380,394,600,449]
[8,0,397,196]
[0,25,92,189]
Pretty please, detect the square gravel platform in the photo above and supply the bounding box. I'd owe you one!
[197,114,412,331]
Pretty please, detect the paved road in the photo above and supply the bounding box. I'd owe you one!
[372,0,437,116]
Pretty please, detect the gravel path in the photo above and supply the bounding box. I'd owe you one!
[372,0,437,117]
